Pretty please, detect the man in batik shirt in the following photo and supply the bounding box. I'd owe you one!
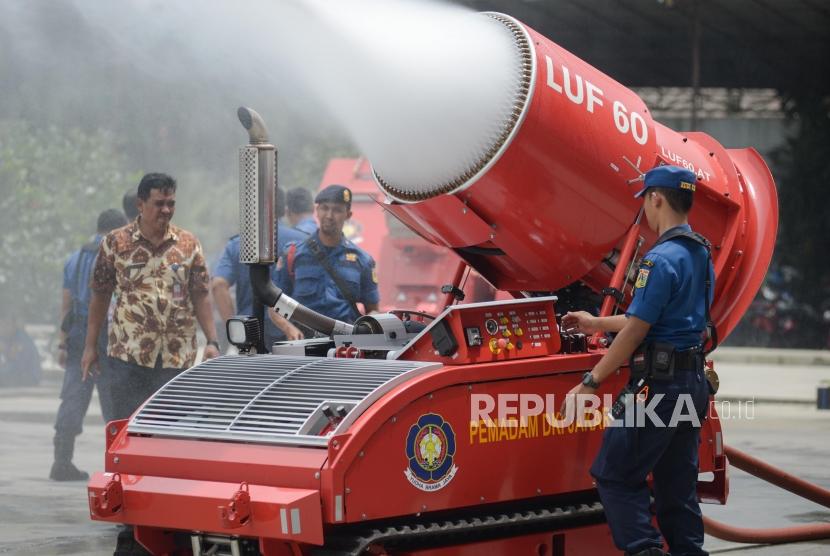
[82,173,220,420]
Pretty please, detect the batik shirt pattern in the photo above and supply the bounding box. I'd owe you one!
[91,220,209,369]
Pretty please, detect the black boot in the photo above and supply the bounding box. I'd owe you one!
[49,434,89,481]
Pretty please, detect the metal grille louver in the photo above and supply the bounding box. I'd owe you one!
[129,355,439,447]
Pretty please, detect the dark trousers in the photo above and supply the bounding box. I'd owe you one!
[107,355,184,421]
[590,368,710,556]
[54,334,113,439]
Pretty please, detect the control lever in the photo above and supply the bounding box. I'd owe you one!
[322,405,339,428]
[440,284,465,302]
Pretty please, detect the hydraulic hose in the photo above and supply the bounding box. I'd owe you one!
[703,518,830,544]
[703,445,830,544]
[249,265,353,337]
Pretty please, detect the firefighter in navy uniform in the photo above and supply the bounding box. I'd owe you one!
[212,186,306,345]
[276,184,379,325]
[51,208,128,481]
[562,165,714,556]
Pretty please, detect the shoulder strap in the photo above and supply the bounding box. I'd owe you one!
[305,238,362,319]
[654,229,718,355]
[287,242,299,280]
[654,228,711,249]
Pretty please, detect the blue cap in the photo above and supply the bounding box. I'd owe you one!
[634,165,697,198]
[315,184,352,206]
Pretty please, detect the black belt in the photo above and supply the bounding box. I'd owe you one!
[674,348,703,370]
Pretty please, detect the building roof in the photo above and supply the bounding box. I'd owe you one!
[459,0,830,91]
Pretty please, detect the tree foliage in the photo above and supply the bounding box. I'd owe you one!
[0,119,355,326]
[0,121,136,322]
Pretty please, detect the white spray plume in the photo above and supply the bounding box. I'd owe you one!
[295,0,523,194]
[51,0,523,193]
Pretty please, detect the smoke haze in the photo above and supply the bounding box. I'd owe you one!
[0,0,522,323]
[59,0,522,192]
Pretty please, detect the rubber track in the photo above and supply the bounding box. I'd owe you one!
[312,501,605,556]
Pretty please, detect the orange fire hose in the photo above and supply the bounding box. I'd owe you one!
[703,445,830,543]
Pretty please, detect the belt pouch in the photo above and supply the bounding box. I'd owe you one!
[630,343,648,380]
[649,342,676,381]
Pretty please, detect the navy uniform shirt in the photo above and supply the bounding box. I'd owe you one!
[63,235,103,340]
[213,223,307,342]
[626,224,715,350]
[276,232,379,324]
[294,216,317,236]
[63,235,102,314]
[63,234,113,359]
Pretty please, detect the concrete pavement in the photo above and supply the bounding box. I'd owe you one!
[0,353,829,555]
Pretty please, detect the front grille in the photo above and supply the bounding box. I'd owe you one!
[128,355,438,447]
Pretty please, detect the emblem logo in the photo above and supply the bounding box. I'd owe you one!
[404,413,458,492]
[635,268,650,289]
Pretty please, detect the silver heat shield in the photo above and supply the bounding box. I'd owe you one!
[236,106,353,337]
[238,126,276,263]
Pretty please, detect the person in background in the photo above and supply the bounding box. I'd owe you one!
[211,186,305,347]
[0,310,41,388]
[82,173,221,421]
[277,185,379,324]
[286,187,317,236]
[122,188,138,221]
[50,208,127,481]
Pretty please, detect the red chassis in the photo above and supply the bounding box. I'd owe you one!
[89,349,726,555]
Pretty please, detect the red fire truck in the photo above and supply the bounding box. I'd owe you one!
[87,11,794,556]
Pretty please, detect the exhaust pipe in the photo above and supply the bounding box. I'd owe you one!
[237,107,353,341]
[237,106,276,264]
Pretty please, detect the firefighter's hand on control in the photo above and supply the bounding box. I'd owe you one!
[559,383,596,418]
[285,324,304,341]
[203,344,221,360]
[81,346,99,381]
[561,311,599,334]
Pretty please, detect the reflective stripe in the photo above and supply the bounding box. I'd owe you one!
[290,507,302,534]
[280,508,288,534]
[335,495,343,522]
